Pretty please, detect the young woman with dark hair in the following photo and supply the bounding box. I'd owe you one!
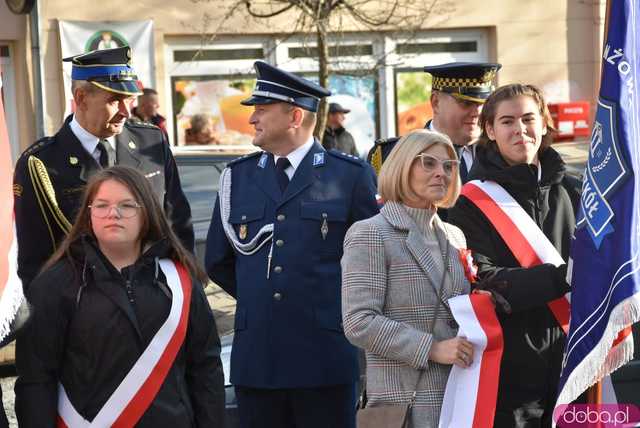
[15,166,225,428]
[449,84,580,427]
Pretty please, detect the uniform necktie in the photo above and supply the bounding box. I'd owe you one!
[275,157,291,193]
[97,139,116,168]
[459,155,469,183]
[456,145,471,183]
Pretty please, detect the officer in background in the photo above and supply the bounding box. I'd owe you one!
[368,62,501,183]
[13,47,194,288]
[205,61,379,428]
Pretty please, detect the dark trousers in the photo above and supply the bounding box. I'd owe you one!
[235,383,356,428]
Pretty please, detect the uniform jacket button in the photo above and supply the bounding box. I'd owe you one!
[277,214,286,221]
[273,292,282,301]
[273,266,283,274]
[276,239,284,247]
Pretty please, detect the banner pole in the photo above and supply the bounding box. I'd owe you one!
[585,0,610,418]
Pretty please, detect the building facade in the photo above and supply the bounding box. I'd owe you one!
[2,0,606,157]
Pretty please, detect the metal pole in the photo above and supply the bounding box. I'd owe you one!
[29,0,44,139]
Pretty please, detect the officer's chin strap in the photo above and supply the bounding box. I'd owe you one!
[219,167,274,278]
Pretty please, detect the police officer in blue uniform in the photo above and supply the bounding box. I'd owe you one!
[13,47,194,288]
[205,61,379,428]
[368,62,501,183]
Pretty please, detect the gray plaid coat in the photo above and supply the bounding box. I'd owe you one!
[341,202,471,428]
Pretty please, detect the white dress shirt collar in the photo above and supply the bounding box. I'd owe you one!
[427,120,474,172]
[70,116,116,162]
[274,137,315,179]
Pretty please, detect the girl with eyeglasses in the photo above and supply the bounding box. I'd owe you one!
[341,129,479,428]
[15,166,225,428]
[449,84,581,427]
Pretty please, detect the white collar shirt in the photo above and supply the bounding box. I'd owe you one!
[70,116,116,163]
[274,137,315,180]
[428,120,475,173]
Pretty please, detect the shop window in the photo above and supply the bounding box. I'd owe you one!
[395,69,433,135]
[172,75,257,146]
[171,72,378,156]
[173,48,264,62]
[396,41,477,55]
[288,44,373,59]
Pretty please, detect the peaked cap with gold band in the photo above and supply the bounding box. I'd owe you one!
[425,61,501,104]
[63,46,143,96]
[367,61,502,174]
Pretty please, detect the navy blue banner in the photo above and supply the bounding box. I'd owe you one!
[557,0,640,407]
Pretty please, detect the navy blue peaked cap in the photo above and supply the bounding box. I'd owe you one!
[424,62,501,104]
[241,61,331,112]
[63,46,143,96]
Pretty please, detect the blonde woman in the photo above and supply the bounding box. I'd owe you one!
[342,130,475,428]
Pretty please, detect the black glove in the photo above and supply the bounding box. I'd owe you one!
[473,276,512,314]
[554,263,570,293]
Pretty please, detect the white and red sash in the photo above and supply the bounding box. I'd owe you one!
[461,180,571,333]
[57,259,192,428]
[439,294,503,428]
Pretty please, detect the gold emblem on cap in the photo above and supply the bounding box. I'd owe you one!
[128,141,136,149]
[482,70,497,81]
[69,156,79,165]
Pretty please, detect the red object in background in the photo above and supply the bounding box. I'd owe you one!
[548,101,591,141]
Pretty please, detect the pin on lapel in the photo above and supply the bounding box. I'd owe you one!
[321,213,328,240]
[239,215,248,239]
[69,156,79,165]
[258,153,268,169]
[128,141,136,149]
[313,152,325,167]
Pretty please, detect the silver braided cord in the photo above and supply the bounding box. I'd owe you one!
[218,167,274,255]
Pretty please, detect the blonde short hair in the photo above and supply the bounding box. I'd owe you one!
[378,129,461,208]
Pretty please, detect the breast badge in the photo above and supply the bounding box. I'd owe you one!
[239,224,248,240]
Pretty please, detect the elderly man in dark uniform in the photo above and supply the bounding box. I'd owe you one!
[205,61,379,428]
[13,46,194,289]
[368,62,501,183]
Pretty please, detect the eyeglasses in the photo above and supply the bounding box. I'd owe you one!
[415,154,460,176]
[89,202,141,219]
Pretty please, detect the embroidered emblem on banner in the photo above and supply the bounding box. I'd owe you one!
[576,98,630,248]
[258,153,268,169]
[313,152,325,166]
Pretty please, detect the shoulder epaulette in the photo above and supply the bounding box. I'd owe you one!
[22,136,55,158]
[126,120,161,131]
[366,136,401,174]
[374,137,400,147]
[326,149,365,166]
[226,151,262,167]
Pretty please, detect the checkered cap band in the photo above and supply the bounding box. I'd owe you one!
[432,76,493,90]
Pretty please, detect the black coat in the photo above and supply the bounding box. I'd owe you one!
[322,126,358,156]
[448,143,580,427]
[14,238,225,428]
[13,116,194,288]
